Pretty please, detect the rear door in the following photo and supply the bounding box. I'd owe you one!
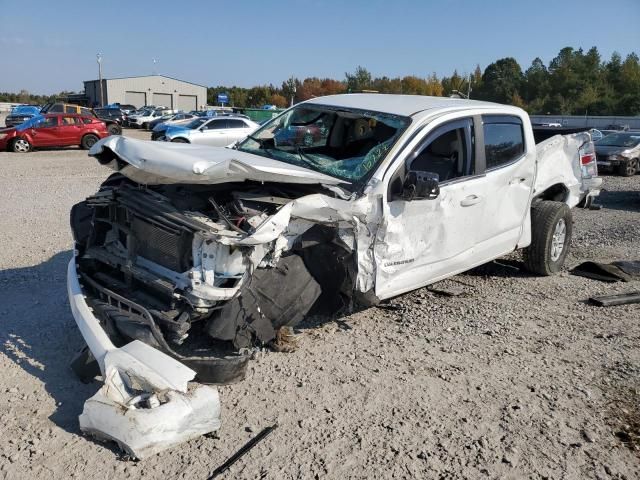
[194,119,229,146]
[30,116,61,147]
[59,116,83,145]
[226,119,254,144]
[473,115,535,259]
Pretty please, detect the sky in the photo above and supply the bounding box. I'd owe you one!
[0,0,638,94]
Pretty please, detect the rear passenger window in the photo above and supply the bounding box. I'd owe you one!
[483,116,525,169]
[206,120,227,130]
[40,117,58,128]
[228,119,248,129]
[64,105,77,114]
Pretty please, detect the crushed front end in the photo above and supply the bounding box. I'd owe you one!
[70,174,358,384]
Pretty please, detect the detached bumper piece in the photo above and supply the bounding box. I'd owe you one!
[67,259,222,459]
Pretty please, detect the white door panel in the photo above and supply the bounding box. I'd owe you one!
[474,117,535,260]
[375,175,488,299]
[193,129,229,146]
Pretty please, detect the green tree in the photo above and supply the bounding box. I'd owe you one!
[477,57,523,104]
[345,66,372,92]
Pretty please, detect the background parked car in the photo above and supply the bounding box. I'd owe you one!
[128,108,174,129]
[5,105,42,127]
[595,132,640,176]
[163,116,259,146]
[0,113,109,153]
[40,103,122,135]
[150,113,197,140]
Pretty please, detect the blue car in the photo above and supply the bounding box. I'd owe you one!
[5,105,41,127]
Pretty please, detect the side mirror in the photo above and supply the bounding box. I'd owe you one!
[402,171,440,201]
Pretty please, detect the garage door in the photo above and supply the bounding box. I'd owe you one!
[177,95,197,112]
[125,91,146,108]
[153,93,173,108]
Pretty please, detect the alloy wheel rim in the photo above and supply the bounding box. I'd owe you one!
[550,218,566,261]
[15,139,29,152]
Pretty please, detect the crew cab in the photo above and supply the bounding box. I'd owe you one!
[0,113,109,152]
[162,115,259,146]
[67,95,601,457]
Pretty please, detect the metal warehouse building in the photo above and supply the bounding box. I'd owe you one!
[83,75,207,110]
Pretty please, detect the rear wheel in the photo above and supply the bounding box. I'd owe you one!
[171,138,189,143]
[107,123,121,135]
[523,201,572,276]
[617,158,638,176]
[81,134,99,150]
[11,138,31,153]
[142,122,149,130]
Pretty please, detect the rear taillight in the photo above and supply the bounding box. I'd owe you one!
[579,140,597,178]
[581,153,595,165]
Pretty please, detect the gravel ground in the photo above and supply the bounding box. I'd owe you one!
[0,118,639,479]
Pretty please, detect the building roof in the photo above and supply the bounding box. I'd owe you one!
[303,93,502,117]
[83,75,207,89]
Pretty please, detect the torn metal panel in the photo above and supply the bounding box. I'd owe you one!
[89,136,347,186]
[535,132,602,207]
[67,260,222,458]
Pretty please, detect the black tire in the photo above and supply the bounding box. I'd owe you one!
[81,134,99,150]
[523,200,572,276]
[11,137,31,153]
[142,123,149,130]
[107,123,121,135]
[171,138,189,143]
[617,158,638,177]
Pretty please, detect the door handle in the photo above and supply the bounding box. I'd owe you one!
[460,195,482,207]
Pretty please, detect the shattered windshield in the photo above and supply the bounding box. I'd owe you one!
[596,133,640,148]
[236,104,411,182]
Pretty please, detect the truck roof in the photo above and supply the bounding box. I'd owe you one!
[304,93,503,117]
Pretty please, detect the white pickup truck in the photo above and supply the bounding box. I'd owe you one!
[67,94,601,457]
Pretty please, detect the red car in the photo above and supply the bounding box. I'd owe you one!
[0,113,109,153]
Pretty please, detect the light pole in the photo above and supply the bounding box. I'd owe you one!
[96,53,104,107]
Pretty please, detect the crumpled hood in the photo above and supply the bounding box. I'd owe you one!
[89,136,347,186]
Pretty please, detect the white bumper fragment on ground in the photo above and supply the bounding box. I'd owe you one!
[67,259,221,459]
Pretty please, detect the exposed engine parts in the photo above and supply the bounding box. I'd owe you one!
[71,175,356,384]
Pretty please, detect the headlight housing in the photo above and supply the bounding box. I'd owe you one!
[609,154,626,161]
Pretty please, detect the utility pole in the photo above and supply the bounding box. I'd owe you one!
[467,73,472,99]
[96,53,104,107]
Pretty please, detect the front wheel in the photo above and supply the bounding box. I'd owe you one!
[617,158,638,177]
[523,201,572,276]
[171,138,189,143]
[107,124,121,135]
[12,137,31,153]
[81,134,99,150]
[142,123,149,130]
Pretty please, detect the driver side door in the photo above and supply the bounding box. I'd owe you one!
[374,117,489,299]
[30,116,61,147]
